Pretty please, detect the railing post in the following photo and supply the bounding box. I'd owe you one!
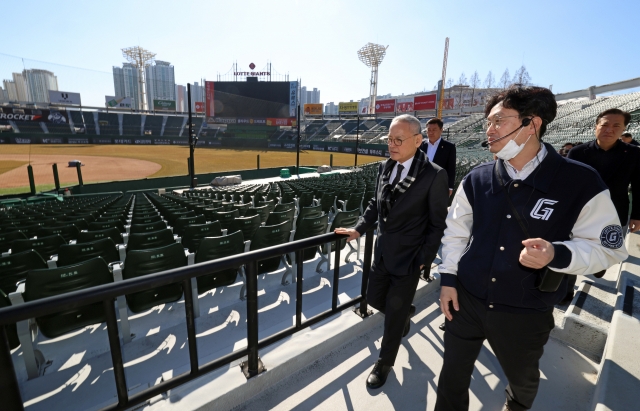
[52,163,60,192]
[354,228,374,318]
[332,240,341,311]
[103,299,129,407]
[241,260,265,379]
[295,249,303,328]
[75,162,83,186]
[183,278,199,373]
[0,326,23,411]
[27,165,36,195]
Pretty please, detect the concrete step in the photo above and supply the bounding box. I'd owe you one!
[551,280,617,360]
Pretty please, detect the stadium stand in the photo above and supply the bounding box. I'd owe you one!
[143,114,163,136]
[163,115,186,137]
[122,114,142,136]
[81,111,97,134]
[97,112,120,136]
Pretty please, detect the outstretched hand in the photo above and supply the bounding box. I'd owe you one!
[520,238,555,269]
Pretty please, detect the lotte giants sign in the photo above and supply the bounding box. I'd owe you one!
[413,94,437,111]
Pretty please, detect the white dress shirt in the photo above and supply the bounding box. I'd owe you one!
[504,143,548,181]
[425,137,441,162]
[389,156,414,185]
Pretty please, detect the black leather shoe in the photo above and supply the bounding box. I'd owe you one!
[366,362,392,389]
[560,291,574,305]
[438,322,446,331]
[403,305,417,337]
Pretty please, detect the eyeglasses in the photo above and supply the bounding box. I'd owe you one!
[482,115,520,131]
[386,133,420,146]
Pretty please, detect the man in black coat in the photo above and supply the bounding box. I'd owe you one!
[621,131,639,146]
[336,114,449,389]
[420,118,457,196]
[565,108,639,301]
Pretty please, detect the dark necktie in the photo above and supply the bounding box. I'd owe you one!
[391,164,404,188]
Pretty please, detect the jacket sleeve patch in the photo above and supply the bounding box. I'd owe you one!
[600,225,624,249]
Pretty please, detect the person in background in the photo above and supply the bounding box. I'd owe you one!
[420,118,457,197]
[559,142,574,157]
[621,131,639,146]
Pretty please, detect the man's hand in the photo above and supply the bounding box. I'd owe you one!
[439,286,459,321]
[520,238,555,269]
[629,219,640,233]
[449,189,453,197]
[334,228,361,242]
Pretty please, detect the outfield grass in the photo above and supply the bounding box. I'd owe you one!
[0,145,382,194]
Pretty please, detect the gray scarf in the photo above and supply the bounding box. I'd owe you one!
[380,149,429,221]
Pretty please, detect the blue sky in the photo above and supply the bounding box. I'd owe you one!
[1,0,639,107]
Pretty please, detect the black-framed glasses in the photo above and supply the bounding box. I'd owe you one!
[482,115,519,131]
[386,133,420,146]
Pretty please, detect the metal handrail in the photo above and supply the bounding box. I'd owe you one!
[0,227,376,411]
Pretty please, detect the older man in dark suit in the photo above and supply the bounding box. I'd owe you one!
[420,118,457,196]
[336,114,449,389]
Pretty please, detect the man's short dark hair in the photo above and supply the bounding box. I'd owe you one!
[621,132,632,137]
[485,85,557,138]
[596,108,631,126]
[426,118,444,129]
[563,142,574,148]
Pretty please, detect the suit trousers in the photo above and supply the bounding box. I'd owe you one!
[367,257,420,366]
[435,281,555,411]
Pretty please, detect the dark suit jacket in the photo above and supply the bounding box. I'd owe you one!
[567,140,640,222]
[355,158,449,276]
[420,138,456,189]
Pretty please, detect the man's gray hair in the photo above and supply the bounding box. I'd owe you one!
[391,114,422,135]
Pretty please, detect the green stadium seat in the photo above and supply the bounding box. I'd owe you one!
[275,202,295,213]
[0,250,48,294]
[291,214,329,272]
[229,215,261,243]
[296,204,322,228]
[10,234,66,261]
[0,230,27,253]
[77,227,123,245]
[318,209,361,272]
[232,203,250,217]
[130,215,162,225]
[0,290,19,350]
[56,238,120,267]
[88,220,125,233]
[250,220,293,277]
[129,220,167,234]
[126,229,175,253]
[246,205,270,224]
[172,214,206,237]
[265,208,295,226]
[316,192,337,216]
[257,200,275,215]
[180,221,223,253]
[194,231,245,295]
[10,257,114,379]
[121,243,187,313]
[36,225,80,242]
[209,209,239,230]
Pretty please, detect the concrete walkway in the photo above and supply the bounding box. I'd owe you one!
[234,287,598,411]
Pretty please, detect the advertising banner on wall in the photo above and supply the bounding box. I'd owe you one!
[205,81,215,123]
[304,104,323,116]
[289,81,298,117]
[194,102,205,113]
[339,102,359,114]
[105,96,132,108]
[396,98,414,113]
[49,91,81,105]
[153,100,176,111]
[0,107,68,123]
[266,118,296,127]
[443,98,455,110]
[413,94,437,111]
[374,99,396,113]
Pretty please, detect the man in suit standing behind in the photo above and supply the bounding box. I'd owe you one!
[336,114,449,389]
[420,118,457,196]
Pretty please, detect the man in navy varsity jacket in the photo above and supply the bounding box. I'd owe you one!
[435,86,628,411]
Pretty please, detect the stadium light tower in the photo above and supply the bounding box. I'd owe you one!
[358,43,388,115]
[122,46,156,111]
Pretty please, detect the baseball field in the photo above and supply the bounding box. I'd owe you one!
[0,145,382,195]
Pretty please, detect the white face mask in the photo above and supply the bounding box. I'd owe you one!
[495,129,532,161]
